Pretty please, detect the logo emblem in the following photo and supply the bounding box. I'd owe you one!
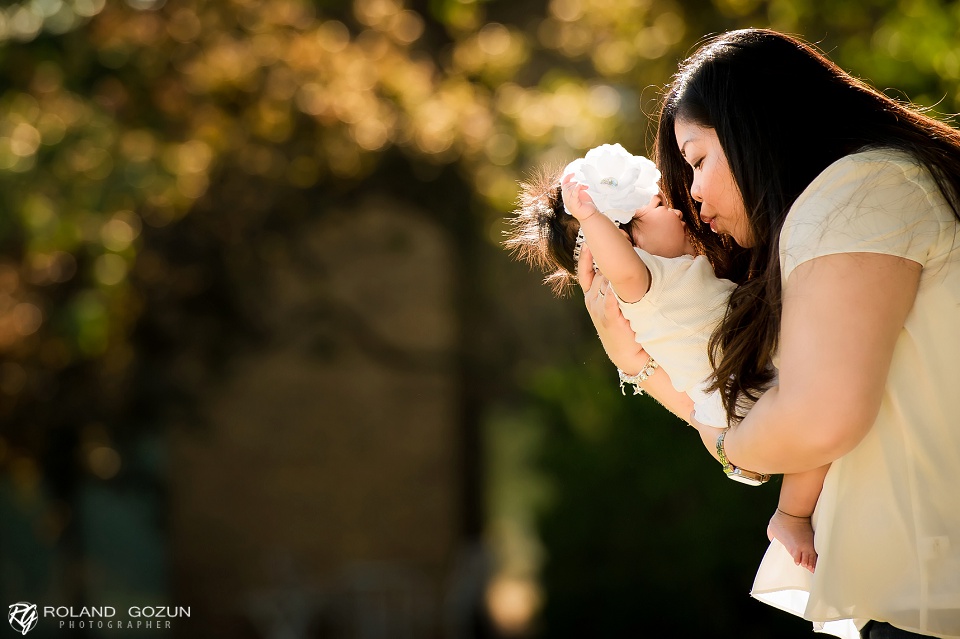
[8,603,38,635]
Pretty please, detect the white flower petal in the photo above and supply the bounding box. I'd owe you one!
[580,164,601,186]
[616,165,641,187]
[565,143,660,224]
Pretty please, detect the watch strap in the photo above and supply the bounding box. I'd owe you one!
[715,428,770,485]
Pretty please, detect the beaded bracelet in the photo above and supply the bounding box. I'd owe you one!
[617,357,659,396]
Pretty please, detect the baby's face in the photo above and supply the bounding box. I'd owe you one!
[623,194,689,257]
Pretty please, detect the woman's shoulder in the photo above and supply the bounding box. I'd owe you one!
[780,147,952,280]
[806,146,923,188]
[833,146,917,167]
[786,147,945,226]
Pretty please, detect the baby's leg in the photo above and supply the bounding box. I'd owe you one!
[767,464,830,573]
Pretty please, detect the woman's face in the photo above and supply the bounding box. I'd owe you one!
[673,119,753,247]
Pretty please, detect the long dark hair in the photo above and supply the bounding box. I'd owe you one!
[655,28,960,421]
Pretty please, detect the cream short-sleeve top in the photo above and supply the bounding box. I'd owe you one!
[752,148,960,639]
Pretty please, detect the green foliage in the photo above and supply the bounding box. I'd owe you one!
[507,355,812,636]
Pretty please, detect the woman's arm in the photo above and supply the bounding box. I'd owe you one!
[578,245,694,422]
[693,251,921,475]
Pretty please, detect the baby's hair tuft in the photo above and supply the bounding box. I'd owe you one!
[503,164,582,296]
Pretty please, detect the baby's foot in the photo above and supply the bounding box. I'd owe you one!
[767,508,818,573]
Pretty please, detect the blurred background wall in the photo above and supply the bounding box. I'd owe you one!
[0,0,958,637]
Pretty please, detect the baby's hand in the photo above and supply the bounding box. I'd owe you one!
[561,173,599,221]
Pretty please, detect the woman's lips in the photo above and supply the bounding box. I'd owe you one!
[702,216,718,233]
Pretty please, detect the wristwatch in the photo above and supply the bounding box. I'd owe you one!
[716,429,770,486]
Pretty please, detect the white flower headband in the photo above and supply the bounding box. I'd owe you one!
[564,143,661,272]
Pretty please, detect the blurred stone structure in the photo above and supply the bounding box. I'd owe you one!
[168,198,479,638]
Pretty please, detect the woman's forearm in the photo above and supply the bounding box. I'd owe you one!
[576,249,692,424]
[697,252,921,476]
[643,369,696,423]
[696,386,844,475]
[623,361,696,423]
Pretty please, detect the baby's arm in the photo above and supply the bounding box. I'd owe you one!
[768,464,830,573]
[561,175,650,303]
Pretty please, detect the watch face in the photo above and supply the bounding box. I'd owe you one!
[724,466,766,486]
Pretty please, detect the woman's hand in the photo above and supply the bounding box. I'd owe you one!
[578,243,696,422]
[577,244,648,374]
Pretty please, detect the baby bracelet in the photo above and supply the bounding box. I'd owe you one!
[776,508,811,520]
[617,357,659,396]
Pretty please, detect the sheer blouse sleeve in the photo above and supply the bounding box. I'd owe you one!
[779,149,952,286]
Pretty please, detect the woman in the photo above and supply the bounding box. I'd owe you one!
[579,29,960,639]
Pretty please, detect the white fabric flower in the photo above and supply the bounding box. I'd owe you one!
[563,143,661,224]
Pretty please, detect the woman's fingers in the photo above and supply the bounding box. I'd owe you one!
[577,244,596,292]
[577,259,649,374]
[586,272,608,316]
[580,245,616,319]
[603,279,619,312]
[587,272,614,319]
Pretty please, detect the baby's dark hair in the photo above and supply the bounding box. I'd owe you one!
[503,165,582,296]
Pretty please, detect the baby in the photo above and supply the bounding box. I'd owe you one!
[505,144,824,572]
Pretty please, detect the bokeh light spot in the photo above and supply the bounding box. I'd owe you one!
[588,84,621,118]
[12,302,43,336]
[94,253,128,286]
[485,132,517,166]
[88,446,121,479]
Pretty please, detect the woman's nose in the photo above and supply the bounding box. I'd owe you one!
[690,178,703,202]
